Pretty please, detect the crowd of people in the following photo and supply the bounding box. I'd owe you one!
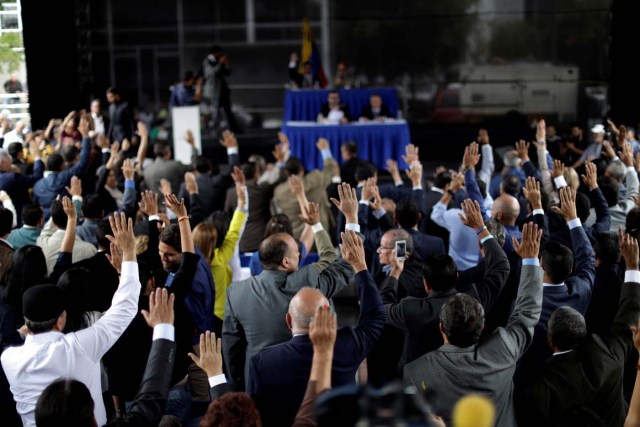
[2,96,640,427]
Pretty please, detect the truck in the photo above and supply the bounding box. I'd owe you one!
[430,63,579,124]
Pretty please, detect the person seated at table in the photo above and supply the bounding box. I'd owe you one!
[318,90,351,124]
[288,52,320,89]
[360,94,393,122]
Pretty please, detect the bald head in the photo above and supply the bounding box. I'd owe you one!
[287,288,329,334]
[492,194,520,225]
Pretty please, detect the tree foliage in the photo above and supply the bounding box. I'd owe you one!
[0,32,23,73]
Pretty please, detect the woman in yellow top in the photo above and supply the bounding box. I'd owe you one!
[193,176,248,323]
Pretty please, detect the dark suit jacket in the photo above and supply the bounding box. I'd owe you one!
[340,157,365,188]
[0,160,43,227]
[247,270,385,427]
[549,187,610,247]
[72,251,119,312]
[383,237,509,368]
[517,278,640,427]
[107,101,135,143]
[405,228,445,262]
[319,103,352,121]
[108,338,176,427]
[360,104,392,120]
[0,240,14,285]
[585,262,623,336]
[419,188,450,248]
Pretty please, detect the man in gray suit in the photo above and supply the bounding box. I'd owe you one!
[142,132,201,195]
[404,221,543,426]
[223,183,359,392]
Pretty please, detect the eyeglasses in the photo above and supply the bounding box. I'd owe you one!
[378,245,394,251]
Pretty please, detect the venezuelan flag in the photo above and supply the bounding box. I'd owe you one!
[299,18,327,88]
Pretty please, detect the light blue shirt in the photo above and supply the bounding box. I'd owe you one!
[431,202,480,271]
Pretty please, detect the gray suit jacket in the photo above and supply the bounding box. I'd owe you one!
[143,150,197,196]
[222,229,353,391]
[404,263,543,426]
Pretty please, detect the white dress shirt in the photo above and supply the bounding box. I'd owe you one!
[1,261,141,427]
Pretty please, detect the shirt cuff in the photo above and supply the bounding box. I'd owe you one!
[532,208,544,216]
[124,179,135,189]
[522,258,540,266]
[345,223,360,233]
[373,207,386,219]
[625,270,640,283]
[320,148,333,161]
[627,166,636,173]
[394,180,403,187]
[101,148,111,154]
[359,200,369,205]
[331,176,342,184]
[567,218,582,229]
[227,147,239,155]
[288,61,297,68]
[412,185,423,190]
[208,374,227,388]
[152,324,175,341]
[276,161,286,168]
[237,207,248,214]
[553,176,568,189]
[121,261,139,278]
[148,214,160,222]
[311,223,323,233]
[72,195,83,202]
[480,235,494,244]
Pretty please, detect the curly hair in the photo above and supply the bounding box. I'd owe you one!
[200,392,262,427]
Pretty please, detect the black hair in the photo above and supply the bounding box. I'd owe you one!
[259,233,290,270]
[50,200,68,229]
[501,173,521,197]
[61,145,79,163]
[548,306,587,351]
[433,171,452,190]
[423,254,457,292]
[159,224,181,253]
[57,268,92,333]
[46,154,64,172]
[264,214,293,238]
[440,294,485,347]
[594,232,620,265]
[575,192,591,223]
[25,318,58,334]
[0,206,13,236]
[96,219,112,250]
[341,141,357,155]
[22,202,43,226]
[285,157,304,176]
[195,156,212,174]
[35,379,94,427]
[5,245,48,319]
[598,175,619,208]
[106,86,120,96]
[7,142,22,159]
[183,71,194,81]
[395,199,420,229]
[541,241,574,284]
[153,140,170,158]
[81,194,103,219]
[354,162,377,182]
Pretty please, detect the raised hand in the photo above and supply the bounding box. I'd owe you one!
[361,177,376,202]
[458,199,485,230]
[329,183,358,223]
[551,159,565,179]
[106,211,136,262]
[602,141,616,159]
[300,202,320,225]
[522,177,542,210]
[61,196,76,222]
[236,183,247,210]
[339,229,367,272]
[278,131,290,147]
[288,174,305,197]
[551,187,577,222]
[163,193,188,218]
[370,185,382,211]
[272,143,286,163]
[137,121,148,140]
[122,158,135,181]
[513,222,543,260]
[309,304,337,355]
[188,331,223,378]
[28,139,39,158]
[184,172,198,195]
[618,125,627,147]
[316,137,329,151]
[159,179,172,197]
[230,165,245,186]
[580,160,598,190]
[78,115,90,138]
[515,140,530,163]
[141,288,175,328]
[619,225,639,271]
[220,130,237,148]
[619,141,634,167]
[449,172,465,192]
[65,176,82,197]
[463,142,481,169]
[402,144,419,165]
[138,190,159,216]
[477,128,490,145]
[406,160,423,187]
[185,130,195,147]
[536,119,546,142]
[106,241,123,273]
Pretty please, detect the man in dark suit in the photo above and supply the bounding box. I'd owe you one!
[222,183,358,392]
[0,207,14,284]
[517,187,596,383]
[246,230,384,427]
[517,231,640,426]
[404,221,543,426]
[394,198,445,262]
[359,94,393,121]
[384,199,509,371]
[420,170,452,248]
[339,141,364,187]
[318,90,351,124]
[33,288,177,427]
[0,143,43,226]
[106,87,135,143]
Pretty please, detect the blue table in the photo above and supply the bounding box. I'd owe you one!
[283,88,399,122]
[282,121,411,171]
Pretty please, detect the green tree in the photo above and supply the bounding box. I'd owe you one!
[0,32,23,73]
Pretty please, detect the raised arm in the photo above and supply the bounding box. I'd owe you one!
[73,212,140,361]
[477,129,495,184]
[216,174,249,265]
[582,160,611,234]
[60,116,92,181]
[523,177,549,248]
[135,121,149,174]
[516,140,542,181]
[431,172,464,230]
[290,174,315,255]
[462,142,486,217]
[505,222,543,359]
[301,202,337,271]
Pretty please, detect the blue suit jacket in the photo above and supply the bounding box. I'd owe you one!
[0,160,43,226]
[405,228,445,261]
[247,270,385,427]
